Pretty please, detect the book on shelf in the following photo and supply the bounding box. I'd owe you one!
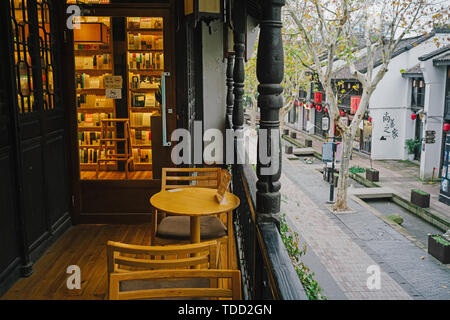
[128,33,164,50]
[127,17,163,30]
[131,129,151,146]
[75,55,111,70]
[132,148,152,164]
[78,112,113,127]
[130,112,152,127]
[128,52,164,70]
[77,94,114,109]
[129,73,161,89]
[132,93,156,108]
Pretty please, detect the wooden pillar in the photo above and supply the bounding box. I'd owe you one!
[256,0,285,226]
[232,1,246,133]
[226,54,235,120]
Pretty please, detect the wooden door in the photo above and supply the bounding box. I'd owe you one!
[0,0,72,293]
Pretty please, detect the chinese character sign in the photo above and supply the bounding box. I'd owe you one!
[380,112,399,141]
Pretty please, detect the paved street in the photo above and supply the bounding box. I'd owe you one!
[285,127,450,224]
[280,139,450,300]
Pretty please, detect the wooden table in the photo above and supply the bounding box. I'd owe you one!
[150,188,240,244]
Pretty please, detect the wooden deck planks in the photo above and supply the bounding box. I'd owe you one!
[1,224,238,300]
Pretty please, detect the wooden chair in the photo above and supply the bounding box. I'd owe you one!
[152,168,234,268]
[109,269,242,300]
[106,240,220,274]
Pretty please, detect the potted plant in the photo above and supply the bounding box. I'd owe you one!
[405,138,420,161]
[428,234,450,264]
[366,168,379,182]
[411,189,430,208]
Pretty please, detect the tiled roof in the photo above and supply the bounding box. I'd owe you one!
[331,29,449,80]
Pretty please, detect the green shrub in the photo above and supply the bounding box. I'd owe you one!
[432,235,450,246]
[280,214,327,300]
[405,139,421,155]
[349,166,365,175]
[412,189,429,196]
[387,214,404,225]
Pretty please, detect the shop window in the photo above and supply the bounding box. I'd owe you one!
[411,78,425,108]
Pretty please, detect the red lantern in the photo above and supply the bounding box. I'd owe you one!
[317,105,322,112]
[299,102,303,107]
[444,123,450,132]
[324,107,328,113]
[314,92,323,104]
[368,117,372,124]
[340,110,345,116]
[411,114,417,120]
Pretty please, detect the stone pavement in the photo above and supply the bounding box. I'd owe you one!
[284,126,450,225]
[280,150,450,300]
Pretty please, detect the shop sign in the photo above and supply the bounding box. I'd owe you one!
[104,75,123,89]
[106,89,122,100]
[350,96,361,115]
[322,117,329,131]
[425,130,436,144]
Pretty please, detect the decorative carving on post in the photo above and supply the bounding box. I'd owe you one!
[256,0,285,227]
[226,55,235,120]
[232,1,246,133]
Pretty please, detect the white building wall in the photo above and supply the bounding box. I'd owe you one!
[202,17,259,134]
[419,60,446,180]
[370,33,449,160]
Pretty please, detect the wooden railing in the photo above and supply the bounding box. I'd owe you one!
[231,164,307,300]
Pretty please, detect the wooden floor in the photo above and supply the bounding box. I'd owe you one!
[1,224,238,300]
[81,171,153,180]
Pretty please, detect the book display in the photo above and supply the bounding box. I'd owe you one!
[126,17,165,171]
[74,17,118,172]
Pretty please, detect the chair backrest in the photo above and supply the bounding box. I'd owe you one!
[109,269,242,300]
[161,168,222,191]
[107,240,220,274]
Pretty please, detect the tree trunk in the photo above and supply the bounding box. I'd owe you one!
[334,132,352,211]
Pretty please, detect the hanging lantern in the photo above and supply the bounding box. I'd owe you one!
[411,114,417,120]
[324,107,328,113]
[299,102,303,107]
[317,105,322,112]
[340,110,345,116]
[368,117,372,124]
[444,123,450,132]
[184,0,224,25]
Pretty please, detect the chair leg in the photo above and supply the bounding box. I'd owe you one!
[151,208,158,245]
[227,211,233,269]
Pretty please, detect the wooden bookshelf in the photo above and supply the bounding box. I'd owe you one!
[126,17,166,172]
[75,17,118,172]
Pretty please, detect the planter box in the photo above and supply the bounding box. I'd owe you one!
[305,139,313,148]
[411,190,430,208]
[285,146,293,154]
[290,132,297,139]
[366,169,379,182]
[428,235,450,264]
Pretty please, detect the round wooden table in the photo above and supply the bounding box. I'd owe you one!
[150,188,240,244]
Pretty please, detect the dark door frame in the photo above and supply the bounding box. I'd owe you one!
[61,2,178,224]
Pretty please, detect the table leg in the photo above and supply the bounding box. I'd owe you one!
[190,216,201,243]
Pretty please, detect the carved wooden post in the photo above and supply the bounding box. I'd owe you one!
[226,55,235,120]
[232,1,246,133]
[256,0,285,226]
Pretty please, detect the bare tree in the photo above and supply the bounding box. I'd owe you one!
[285,0,445,211]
